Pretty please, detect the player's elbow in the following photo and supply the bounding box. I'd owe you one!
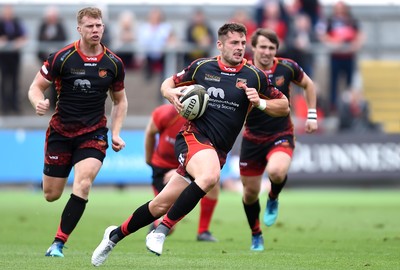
[281,106,291,117]
[271,109,290,117]
[273,100,290,117]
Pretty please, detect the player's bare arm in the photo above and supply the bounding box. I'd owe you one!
[160,76,185,112]
[257,94,289,117]
[299,73,318,133]
[144,118,158,165]
[28,71,51,116]
[109,89,128,152]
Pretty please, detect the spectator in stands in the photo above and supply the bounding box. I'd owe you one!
[0,4,27,115]
[286,12,317,77]
[37,6,67,62]
[288,0,322,32]
[318,0,365,113]
[114,10,136,70]
[338,87,380,133]
[137,7,175,80]
[183,8,214,67]
[259,0,290,56]
[228,9,257,60]
[254,0,289,30]
[36,5,67,110]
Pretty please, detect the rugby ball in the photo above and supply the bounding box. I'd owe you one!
[179,84,209,120]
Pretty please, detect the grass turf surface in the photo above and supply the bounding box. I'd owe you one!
[0,187,399,270]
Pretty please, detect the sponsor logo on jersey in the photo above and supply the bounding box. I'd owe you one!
[84,63,97,67]
[71,68,85,75]
[165,135,176,145]
[108,53,119,62]
[97,140,107,146]
[178,153,185,165]
[222,66,238,72]
[94,134,107,146]
[73,79,91,92]
[48,155,59,160]
[207,86,240,111]
[41,65,48,75]
[207,87,225,99]
[177,69,186,77]
[86,57,98,61]
[221,72,236,76]
[275,75,285,86]
[205,73,220,82]
[98,69,107,78]
[274,139,289,147]
[60,49,72,61]
[196,59,208,65]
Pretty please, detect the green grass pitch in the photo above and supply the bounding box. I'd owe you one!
[0,187,399,270]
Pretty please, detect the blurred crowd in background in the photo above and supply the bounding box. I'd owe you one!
[0,0,391,134]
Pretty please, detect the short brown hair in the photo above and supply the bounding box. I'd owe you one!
[218,22,247,40]
[77,7,103,24]
[251,28,279,49]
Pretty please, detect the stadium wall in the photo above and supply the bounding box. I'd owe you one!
[0,130,399,187]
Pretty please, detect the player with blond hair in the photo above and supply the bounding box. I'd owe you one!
[28,7,127,257]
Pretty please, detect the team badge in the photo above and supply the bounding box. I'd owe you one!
[236,78,247,89]
[275,76,285,86]
[98,69,107,78]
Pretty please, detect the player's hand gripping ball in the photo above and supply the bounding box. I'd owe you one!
[179,84,209,120]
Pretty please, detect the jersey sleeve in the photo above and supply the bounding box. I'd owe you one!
[152,105,166,132]
[109,52,126,92]
[172,58,209,86]
[39,53,59,83]
[260,75,284,100]
[152,105,178,133]
[283,58,304,83]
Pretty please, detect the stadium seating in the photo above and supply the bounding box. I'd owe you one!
[361,60,400,133]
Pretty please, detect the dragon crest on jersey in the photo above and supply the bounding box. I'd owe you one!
[236,78,247,88]
[98,69,107,78]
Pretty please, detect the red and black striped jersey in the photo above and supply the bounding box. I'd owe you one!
[40,40,125,137]
[172,56,283,153]
[244,57,304,142]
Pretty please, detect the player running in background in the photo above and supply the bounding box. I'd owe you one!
[91,22,289,266]
[28,7,128,258]
[145,103,219,242]
[240,28,318,251]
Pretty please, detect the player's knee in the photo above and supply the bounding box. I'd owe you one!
[245,185,260,198]
[150,200,170,217]
[197,173,219,192]
[243,180,260,201]
[75,178,92,196]
[44,191,62,202]
[268,169,286,183]
[243,189,259,204]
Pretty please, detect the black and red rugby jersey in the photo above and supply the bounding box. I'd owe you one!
[243,57,304,142]
[172,56,283,153]
[40,40,125,137]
